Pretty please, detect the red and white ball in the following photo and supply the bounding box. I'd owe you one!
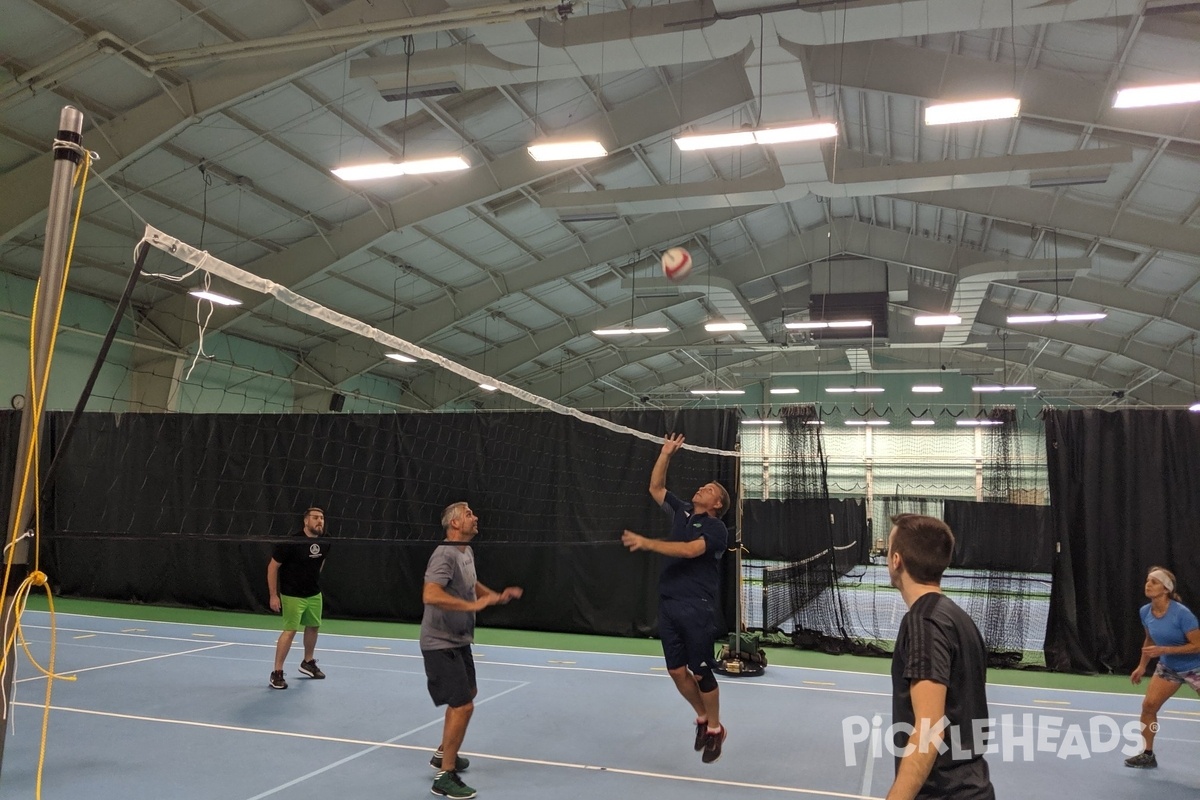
[661,247,693,282]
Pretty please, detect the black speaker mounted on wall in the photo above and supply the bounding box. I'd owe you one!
[329,392,346,412]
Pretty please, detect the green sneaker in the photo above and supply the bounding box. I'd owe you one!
[430,752,470,771]
[431,770,476,799]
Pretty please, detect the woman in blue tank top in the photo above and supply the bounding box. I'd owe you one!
[1125,566,1200,769]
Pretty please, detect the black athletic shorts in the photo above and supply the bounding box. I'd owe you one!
[658,596,717,674]
[422,645,477,708]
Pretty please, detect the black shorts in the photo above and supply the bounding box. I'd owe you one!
[658,596,717,674]
[422,645,477,708]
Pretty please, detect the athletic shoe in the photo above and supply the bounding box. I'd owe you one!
[269,670,287,690]
[431,770,476,798]
[1125,751,1157,768]
[694,720,707,751]
[430,752,471,771]
[298,659,325,679]
[701,725,727,764]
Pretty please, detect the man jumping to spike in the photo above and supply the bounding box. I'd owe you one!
[622,433,730,764]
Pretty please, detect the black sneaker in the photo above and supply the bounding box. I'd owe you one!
[430,752,470,771]
[431,770,476,798]
[269,670,287,690]
[1125,751,1157,768]
[701,725,727,764]
[298,659,325,679]
[694,720,707,751]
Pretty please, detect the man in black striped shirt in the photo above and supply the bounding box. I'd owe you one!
[885,514,995,800]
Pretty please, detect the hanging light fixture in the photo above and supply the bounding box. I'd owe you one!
[593,257,671,337]
[1008,229,1106,324]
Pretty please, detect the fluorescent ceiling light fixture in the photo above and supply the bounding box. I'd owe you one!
[826,386,885,394]
[914,315,961,326]
[704,320,748,332]
[189,290,241,306]
[592,327,670,336]
[741,419,783,426]
[527,140,608,161]
[332,156,470,181]
[675,131,755,151]
[1190,402,1200,412]
[385,353,418,363]
[971,385,1038,393]
[560,211,619,223]
[478,383,498,392]
[1113,82,1200,109]
[752,122,839,144]
[1007,312,1107,324]
[674,122,837,151]
[911,385,944,393]
[690,389,746,396]
[804,420,826,426]
[845,419,890,426]
[957,419,1004,427]
[1029,174,1110,188]
[769,387,800,395]
[925,97,1020,125]
[784,319,872,330]
[911,419,936,426]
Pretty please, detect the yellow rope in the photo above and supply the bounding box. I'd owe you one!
[1,149,90,800]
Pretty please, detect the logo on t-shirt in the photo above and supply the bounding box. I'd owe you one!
[309,543,322,557]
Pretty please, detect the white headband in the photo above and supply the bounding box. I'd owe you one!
[1149,569,1175,593]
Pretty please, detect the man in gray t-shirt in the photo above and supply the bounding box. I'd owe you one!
[421,502,522,800]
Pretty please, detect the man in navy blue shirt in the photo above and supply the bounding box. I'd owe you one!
[622,433,730,763]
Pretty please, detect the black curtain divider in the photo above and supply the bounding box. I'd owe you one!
[1044,409,1200,673]
[943,500,1053,572]
[1,410,21,536]
[740,498,868,562]
[39,409,739,639]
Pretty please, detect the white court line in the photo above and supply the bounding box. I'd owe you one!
[21,612,1200,703]
[14,643,233,684]
[242,681,530,800]
[23,625,1200,719]
[12,700,877,800]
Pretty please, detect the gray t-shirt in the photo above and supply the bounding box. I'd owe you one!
[419,543,477,651]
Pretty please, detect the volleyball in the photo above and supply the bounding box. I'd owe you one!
[661,247,692,282]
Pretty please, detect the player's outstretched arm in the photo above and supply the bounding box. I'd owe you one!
[622,529,705,558]
[649,433,684,506]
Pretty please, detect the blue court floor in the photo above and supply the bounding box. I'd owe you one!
[1,611,1197,799]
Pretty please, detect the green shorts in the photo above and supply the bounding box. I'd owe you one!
[280,593,323,631]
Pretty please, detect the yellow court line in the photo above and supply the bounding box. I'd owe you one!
[548,660,576,664]
[120,628,147,633]
[364,646,391,651]
[1033,699,1071,706]
[804,680,836,686]
[72,634,96,640]
[191,633,215,638]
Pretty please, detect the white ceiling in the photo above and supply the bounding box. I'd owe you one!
[2,0,1199,411]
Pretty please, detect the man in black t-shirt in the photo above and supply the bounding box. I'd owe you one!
[622,433,730,764]
[267,507,330,690]
[885,513,995,800]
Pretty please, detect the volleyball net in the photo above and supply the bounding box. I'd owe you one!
[12,216,1052,660]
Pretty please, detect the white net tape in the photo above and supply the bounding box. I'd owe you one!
[140,224,738,457]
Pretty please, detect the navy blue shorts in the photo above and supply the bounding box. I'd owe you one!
[422,645,477,708]
[658,596,717,674]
